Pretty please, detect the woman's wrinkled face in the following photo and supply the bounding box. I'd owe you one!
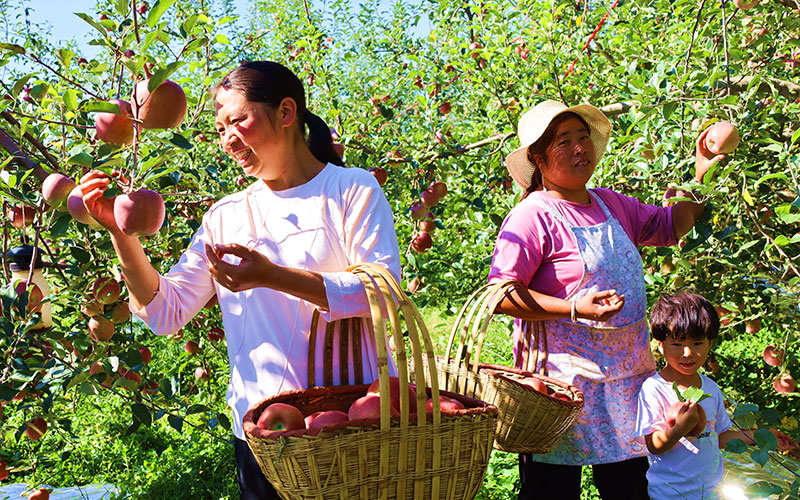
[535,116,596,194]
[214,87,280,180]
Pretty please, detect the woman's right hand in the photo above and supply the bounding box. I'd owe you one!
[79,170,122,234]
[575,289,625,322]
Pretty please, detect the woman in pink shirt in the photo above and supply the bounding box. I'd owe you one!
[79,62,400,499]
[489,100,724,500]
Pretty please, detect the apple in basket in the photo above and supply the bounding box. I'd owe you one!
[366,376,417,413]
[257,403,306,432]
[348,393,400,420]
[425,395,465,412]
[305,410,349,429]
[518,376,549,395]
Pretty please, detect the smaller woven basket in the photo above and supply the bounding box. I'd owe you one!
[427,281,585,454]
[243,264,499,500]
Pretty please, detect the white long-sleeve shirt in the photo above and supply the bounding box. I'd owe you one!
[132,164,401,438]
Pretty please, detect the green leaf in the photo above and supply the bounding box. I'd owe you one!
[75,12,109,37]
[115,0,130,16]
[186,404,209,415]
[69,246,91,264]
[131,403,152,426]
[148,61,185,93]
[147,0,177,27]
[725,438,748,453]
[753,428,778,451]
[62,89,78,111]
[0,43,25,55]
[749,448,769,466]
[55,48,74,68]
[68,152,94,167]
[168,414,183,432]
[167,132,192,149]
[744,482,783,497]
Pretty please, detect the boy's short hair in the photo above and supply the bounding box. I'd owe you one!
[650,293,720,342]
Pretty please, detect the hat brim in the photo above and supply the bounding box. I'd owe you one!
[505,102,612,190]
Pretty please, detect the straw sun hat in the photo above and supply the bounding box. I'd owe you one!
[505,100,613,190]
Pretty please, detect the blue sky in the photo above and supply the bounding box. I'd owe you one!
[6,0,251,58]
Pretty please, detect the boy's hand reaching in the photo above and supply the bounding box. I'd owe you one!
[670,401,702,438]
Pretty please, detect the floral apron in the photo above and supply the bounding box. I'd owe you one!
[522,190,656,465]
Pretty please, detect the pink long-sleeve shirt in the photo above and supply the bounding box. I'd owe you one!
[489,188,677,296]
[132,164,401,438]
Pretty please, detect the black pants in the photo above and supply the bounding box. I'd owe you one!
[234,437,281,500]
[518,454,650,500]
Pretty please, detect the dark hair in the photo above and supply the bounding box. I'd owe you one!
[522,111,590,197]
[650,293,720,342]
[218,61,343,166]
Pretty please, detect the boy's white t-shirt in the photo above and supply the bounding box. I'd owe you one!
[635,373,734,500]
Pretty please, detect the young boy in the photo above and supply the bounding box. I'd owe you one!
[635,293,795,500]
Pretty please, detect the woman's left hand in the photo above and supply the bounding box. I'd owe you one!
[695,127,727,182]
[205,243,278,292]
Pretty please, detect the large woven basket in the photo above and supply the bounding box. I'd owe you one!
[424,281,584,454]
[243,263,498,500]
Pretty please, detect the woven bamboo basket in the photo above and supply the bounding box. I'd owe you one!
[243,263,498,500]
[421,281,584,454]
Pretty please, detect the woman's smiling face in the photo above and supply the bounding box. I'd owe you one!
[214,86,282,180]
[536,116,597,196]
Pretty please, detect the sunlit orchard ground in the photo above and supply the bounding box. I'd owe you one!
[1,304,796,499]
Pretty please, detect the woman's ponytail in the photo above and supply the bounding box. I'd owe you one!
[304,111,343,166]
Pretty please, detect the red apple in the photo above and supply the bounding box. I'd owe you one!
[305,410,349,429]
[92,277,121,305]
[704,122,739,155]
[518,376,549,395]
[665,401,707,436]
[763,345,784,366]
[368,167,387,186]
[185,340,199,355]
[773,374,796,394]
[28,488,51,500]
[14,280,43,312]
[425,395,465,412]
[8,205,36,228]
[430,181,447,199]
[715,306,735,327]
[131,79,187,129]
[194,366,209,381]
[412,232,433,253]
[122,369,142,388]
[469,42,482,58]
[420,189,439,207]
[0,461,8,481]
[208,327,225,342]
[114,189,165,236]
[24,417,47,440]
[81,299,103,317]
[95,99,134,145]
[366,376,417,413]
[42,173,77,210]
[110,301,130,323]
[745,319,762,334]
[438,102,452,115]
[88,316,114,342]
[139,347,152,364]
[137,1,148,14]
[406,276,421,293]
[733,0,758,8]
[332,141,344,158]
[348,393,399,420]
[204,294,219,309]
[418,219,436,233]
[409,203,427,220]
[90,361,113,386]
[257,403,306,431]
[67,185,101,227]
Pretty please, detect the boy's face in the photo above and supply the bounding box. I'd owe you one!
[658,336,712,378]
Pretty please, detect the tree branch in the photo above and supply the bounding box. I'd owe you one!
[0,111,60,171]
[0,125,49,181]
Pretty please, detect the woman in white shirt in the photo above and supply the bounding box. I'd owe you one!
[80,61,401,499]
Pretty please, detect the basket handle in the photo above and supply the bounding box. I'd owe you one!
[444,281,550,384]
[307,312,366,388]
